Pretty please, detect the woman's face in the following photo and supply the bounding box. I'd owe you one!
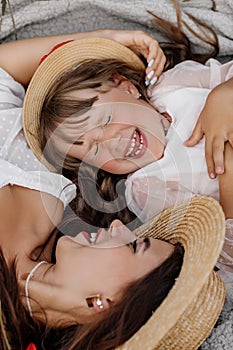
[29,220,174,323]
[52,82,166,174]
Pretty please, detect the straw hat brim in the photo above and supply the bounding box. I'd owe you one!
[22,38,145,171]
[117,196,226,350]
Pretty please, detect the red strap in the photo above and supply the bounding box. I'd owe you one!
[39,40,74,64]
[26,343,37,350]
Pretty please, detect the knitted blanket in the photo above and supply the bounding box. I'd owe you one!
[0,1,233,349]
[1,0,233,58]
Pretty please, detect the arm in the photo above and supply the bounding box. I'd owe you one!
[219,142,233,219]
[0,29,165,86]
[185,76,233,178]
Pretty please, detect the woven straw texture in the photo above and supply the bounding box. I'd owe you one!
[116,196,226,350]
[22,38,145,170]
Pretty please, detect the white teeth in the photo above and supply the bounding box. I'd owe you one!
[90,232,97,244]
[125,130,144,157]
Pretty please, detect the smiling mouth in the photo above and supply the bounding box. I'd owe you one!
[125,128,146,158]
[81,229,102,245]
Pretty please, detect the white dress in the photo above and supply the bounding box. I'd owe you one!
[0,67,76,207]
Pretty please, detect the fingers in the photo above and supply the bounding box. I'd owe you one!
[126,30,166,84]
[184,118,204,147]
[145,48,166,86]
[111,30,166,85]
[211,132,233,177]
[143,37,166,84]
[146,40,166,81]
[205,135,225,179]
[228,132,233,150]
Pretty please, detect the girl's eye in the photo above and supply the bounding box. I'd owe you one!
[94,143,99,156]
[104,115,111,126]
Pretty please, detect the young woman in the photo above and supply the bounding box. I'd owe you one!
[0,156,183,350]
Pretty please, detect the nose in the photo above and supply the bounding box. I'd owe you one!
[109,219,136,242]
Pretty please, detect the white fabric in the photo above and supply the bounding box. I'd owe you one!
[0,67,45,170]
[125,59,233,223]
[0,68,76,207]
[0,158,76,208]
[217,219,233,275]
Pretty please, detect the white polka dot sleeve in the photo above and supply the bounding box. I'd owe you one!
[0,68,47,171]
[0,158,76,208]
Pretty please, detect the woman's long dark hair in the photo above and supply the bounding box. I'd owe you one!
[0,243,183,349]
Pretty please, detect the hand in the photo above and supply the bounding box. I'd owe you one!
[0,29,165,87]
[185,77,233,179]
[102,29,166,83]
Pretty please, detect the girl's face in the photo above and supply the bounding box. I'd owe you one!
[27,220,174,324]
[53,82,166,174]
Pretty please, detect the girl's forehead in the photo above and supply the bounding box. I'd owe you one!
[61,102,112,137]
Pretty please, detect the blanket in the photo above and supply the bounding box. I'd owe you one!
[0,1,233,349]
[0,0,233,58]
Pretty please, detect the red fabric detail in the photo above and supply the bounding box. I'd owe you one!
[39,40,74,64]
[26,343,37,350]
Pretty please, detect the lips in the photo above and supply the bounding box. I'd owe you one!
[81,228,102,245]
[124,128,146,158]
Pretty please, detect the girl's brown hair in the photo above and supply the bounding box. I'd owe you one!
[39,1,219,229]
[0,243,183,349]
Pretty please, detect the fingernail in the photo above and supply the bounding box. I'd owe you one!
[147,70,154,80]
[216,166,223,174]
[150,76,158,85]
[209,172,216,179]
[145,80,150,86]
[148,58,154,68]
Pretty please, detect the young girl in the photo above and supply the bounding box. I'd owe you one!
[22,6,233,227]
[0,27,164,173]
[0,27,166,228]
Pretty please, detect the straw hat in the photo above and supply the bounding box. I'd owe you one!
[116,196,226,350]
[22,38,145,171]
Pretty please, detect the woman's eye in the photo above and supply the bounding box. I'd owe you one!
[132,240,137,253]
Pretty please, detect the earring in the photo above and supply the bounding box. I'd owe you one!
[85,294,104,309]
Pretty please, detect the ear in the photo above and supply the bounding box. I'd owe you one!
[113,74,141,99]
[86,294,113,313]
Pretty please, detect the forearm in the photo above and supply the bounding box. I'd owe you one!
[0,30,119,86]
[219,142,233,218]
[208,76,233,102]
